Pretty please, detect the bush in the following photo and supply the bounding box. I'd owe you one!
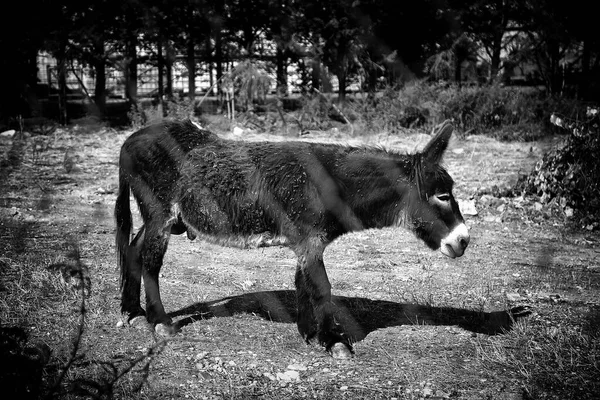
[342,82,583,139]
[516,108,600,230]
[128,96,198,129]
[437,85,584,140]
[344,82,436,135]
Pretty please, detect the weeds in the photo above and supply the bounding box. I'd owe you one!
[478,310,600,399]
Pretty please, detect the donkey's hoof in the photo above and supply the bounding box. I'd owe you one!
[329,342,353,359]
[130,315,151,329]
[155,323,177,337]
[117,315,150,330]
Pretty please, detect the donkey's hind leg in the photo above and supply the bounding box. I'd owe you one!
[140,220,175,335]
[120,226,148,328]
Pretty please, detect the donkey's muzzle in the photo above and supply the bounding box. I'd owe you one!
[440,223,470,258]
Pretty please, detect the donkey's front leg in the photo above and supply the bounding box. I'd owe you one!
[294,239,353,359]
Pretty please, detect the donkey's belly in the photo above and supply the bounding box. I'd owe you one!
[183,228,289,249]
[172,198,287,249]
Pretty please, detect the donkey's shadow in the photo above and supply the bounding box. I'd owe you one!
[169,290,530,342]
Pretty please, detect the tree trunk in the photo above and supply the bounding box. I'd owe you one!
[187,36,196,103]
[93,58,106,116]
[57,52,68,125]
[366,51,378,96]
[581,39,590,99]
[214,0,224,99]
[157,35,165,117]
[276,44,287,96]
[489,32,503,83]
[165,40,174,98]
[455,57,462,88]
[206,35,213,95]
[546,38,561,95]
[125,35,138,107]
[311,58,321,92]
[215,22,223,97]
[337,69,347,104]
[157,36,164,98]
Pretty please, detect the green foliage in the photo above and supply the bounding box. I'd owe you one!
[517,110,600,230]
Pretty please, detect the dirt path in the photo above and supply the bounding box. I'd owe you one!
[1,125,598,399]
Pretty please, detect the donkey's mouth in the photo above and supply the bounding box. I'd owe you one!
[440,223,470,258]
[441,244,458,258]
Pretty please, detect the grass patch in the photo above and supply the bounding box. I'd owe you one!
[478,307,600,399]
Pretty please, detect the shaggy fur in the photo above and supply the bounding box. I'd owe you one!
[115,119,465,355]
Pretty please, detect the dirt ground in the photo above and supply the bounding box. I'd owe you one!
[1,123,599,399]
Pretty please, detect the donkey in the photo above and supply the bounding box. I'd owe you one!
[115,119,469,358]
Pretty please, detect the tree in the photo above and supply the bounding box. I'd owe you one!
[456,0,520,82]
[300,0,368,103]
[0,0,49,120]
[67,0,124,116]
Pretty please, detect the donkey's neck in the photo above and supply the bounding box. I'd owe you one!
[334,150,419,229]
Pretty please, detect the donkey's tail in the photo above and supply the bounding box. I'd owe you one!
[115,166,133,290]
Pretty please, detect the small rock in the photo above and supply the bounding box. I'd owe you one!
[263,372,276,381]
[276,370,300,382]
[0,129,15,137]
[451,148,464,154]
[564,207,574,218]
[479,194,494,205]
[549,293,561,303]
[506,292,524,302]
[534,202,543,211]
[287,364,308,371]
[483,215,500,223]
[496,203,506,213]
[241,280,255,290]
[340,386,348,391]
[458,199,478,216]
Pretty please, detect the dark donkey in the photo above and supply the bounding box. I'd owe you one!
[115,119,469,358]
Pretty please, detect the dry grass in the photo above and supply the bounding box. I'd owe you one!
[478,307,600,399]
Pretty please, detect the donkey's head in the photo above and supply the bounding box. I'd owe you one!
[408,120,470,258]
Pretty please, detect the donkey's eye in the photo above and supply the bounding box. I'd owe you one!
[436,193,451,202]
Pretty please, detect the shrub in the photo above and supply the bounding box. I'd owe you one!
[342,82,583,139]
[128,96,197,129]
[344,83,436,135]
[516,108,600,230]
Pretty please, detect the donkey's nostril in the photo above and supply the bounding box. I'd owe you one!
[459,236,470,250]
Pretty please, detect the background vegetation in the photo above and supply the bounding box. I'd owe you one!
[1,0,599,124]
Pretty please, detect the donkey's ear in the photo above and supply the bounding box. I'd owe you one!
[422,120,453,164]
